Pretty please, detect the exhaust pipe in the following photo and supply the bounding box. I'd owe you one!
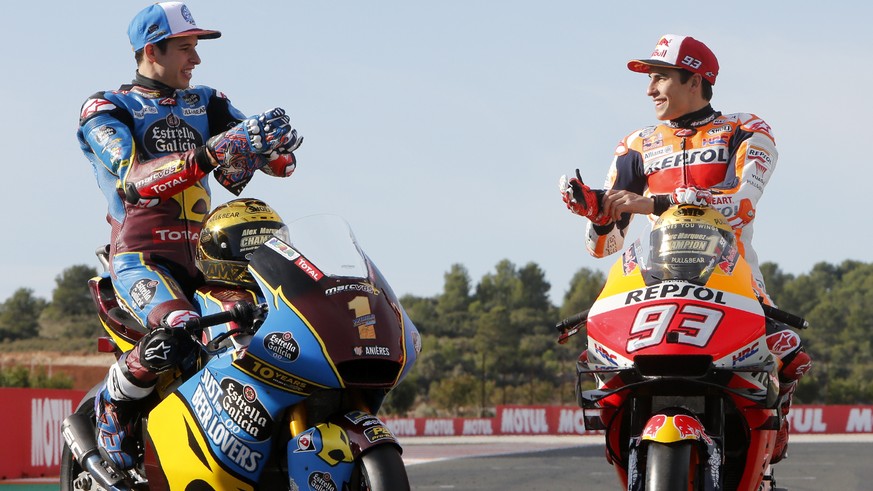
[62,413,131,491]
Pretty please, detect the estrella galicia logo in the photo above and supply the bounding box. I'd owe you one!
[129,279,158,309]
[144,115,203,155]
[264,331,300,362]
[219,378,273,442]
[308,471,337,491]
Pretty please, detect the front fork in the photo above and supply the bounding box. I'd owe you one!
[286,391,401,490]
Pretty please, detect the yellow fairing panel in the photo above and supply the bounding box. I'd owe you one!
[598,249,758,302]
[147,393,254,491]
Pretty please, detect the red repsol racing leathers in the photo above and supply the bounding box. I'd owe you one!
[77,73,291,328]
[586,105,777,299]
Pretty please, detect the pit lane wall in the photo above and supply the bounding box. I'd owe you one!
[384,404,873,438]
[1,387,872,480]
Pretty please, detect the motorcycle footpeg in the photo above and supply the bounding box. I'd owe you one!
[62,413,132,491]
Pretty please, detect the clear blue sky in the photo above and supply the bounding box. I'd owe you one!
[2,1,872,306]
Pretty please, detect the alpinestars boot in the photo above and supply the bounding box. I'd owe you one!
[95,359,155,470]
[95,385,139,470]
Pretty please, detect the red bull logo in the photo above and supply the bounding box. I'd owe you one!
[642,414,667,439]
[672,414,713,444]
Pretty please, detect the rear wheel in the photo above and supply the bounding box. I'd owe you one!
[348,444,410,491]
[644,441,696,491]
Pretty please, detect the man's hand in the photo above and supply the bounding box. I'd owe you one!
[245,108,295,154]
[206,108,296,167]
[559,171,610,225]
[672,186,712,206]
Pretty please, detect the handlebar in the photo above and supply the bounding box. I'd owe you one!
[555,309,589,345]
[183,301,267,334]
[555,309,589,333]
[761,304,808,330]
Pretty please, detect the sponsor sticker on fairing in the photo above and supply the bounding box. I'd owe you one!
[190,370,264,472]
[219,378,274,442]
[364,425,396,444]
[263,331,301,362]
[308,471,337,491]
[294,428,317,453]
[353,345,391,357]
[264,237,300,261]
[672,414,713,444]
[294,256,324,281]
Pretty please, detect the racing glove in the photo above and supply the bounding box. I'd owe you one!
[672,187,712,206]
[207,108,300,193]
[261,136,303,177]
[559,170,610,226]
[206,108,295,163]
[727,198,756,228]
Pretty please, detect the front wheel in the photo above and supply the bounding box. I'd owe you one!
[348,444,409,491]
[644,441,696,491]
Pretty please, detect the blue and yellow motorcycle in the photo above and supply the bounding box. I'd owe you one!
[61,213,421,490]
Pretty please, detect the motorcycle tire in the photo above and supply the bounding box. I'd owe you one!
[644,441,695,491]
[59,396,96,491]
[348,444,410,491]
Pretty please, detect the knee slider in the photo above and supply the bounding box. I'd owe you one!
[139,327,198,373]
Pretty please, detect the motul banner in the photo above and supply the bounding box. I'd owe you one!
[786,404,873,433]
[1,388,871,480]
[0,388,85,480]
[385,405,873,437]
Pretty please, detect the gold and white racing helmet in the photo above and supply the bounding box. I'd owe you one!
[196,198,284,289]
[648,206,736,283]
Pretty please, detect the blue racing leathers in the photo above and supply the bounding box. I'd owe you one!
[78,72,246,329]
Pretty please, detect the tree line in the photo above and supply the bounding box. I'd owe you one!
[1,260,871,413]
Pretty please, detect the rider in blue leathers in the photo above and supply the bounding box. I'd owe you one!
[77,2,302,470]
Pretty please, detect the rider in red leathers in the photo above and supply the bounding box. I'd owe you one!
[559,34,811,463]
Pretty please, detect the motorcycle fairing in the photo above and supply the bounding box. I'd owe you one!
[145,391,258,491]
[146,355,307,488]
[241,234,414,391]
[287,410,400,489]
[588,257,765,363]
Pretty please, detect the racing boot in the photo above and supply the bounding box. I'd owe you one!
[770,351,812,464]
[766,328,812,464]
[771,383,794,464]
[95,357,155,470]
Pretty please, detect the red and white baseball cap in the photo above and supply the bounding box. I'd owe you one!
[628,34,719,85]
[128,2,221,52]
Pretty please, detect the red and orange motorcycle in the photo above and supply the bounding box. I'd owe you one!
[557,204,807,490]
